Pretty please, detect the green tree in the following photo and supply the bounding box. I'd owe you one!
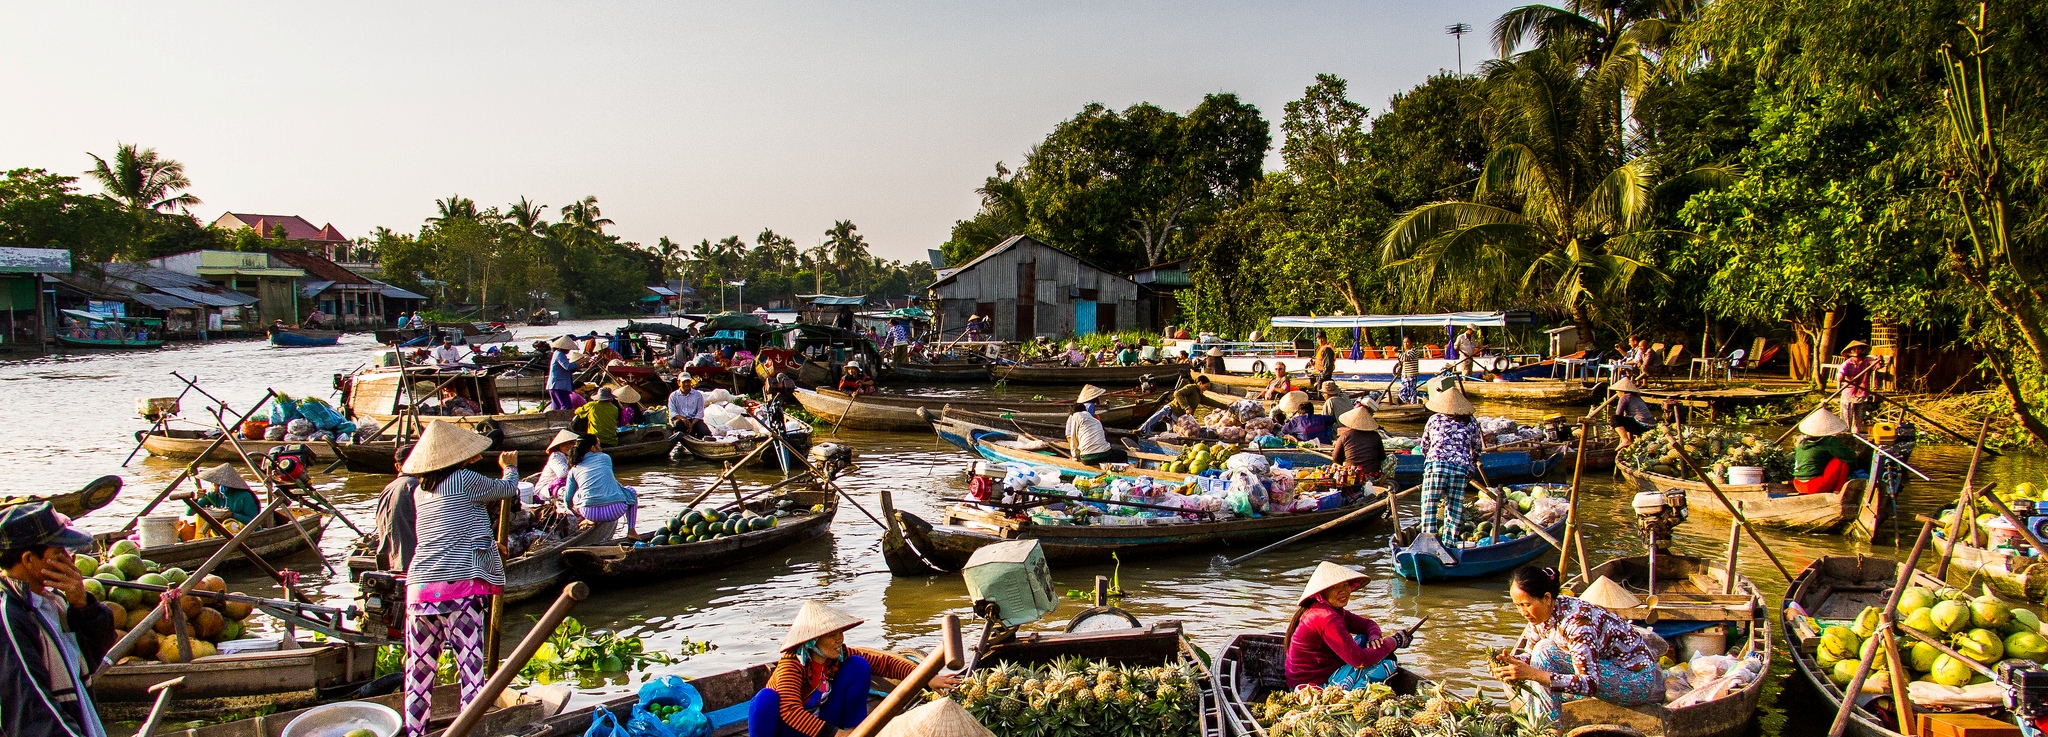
[0,168,133,263]
[86,143,201,213]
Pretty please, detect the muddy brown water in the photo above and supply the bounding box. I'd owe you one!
[5,319,2038,734]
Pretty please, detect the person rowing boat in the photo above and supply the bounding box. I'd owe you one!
[747,601,959,737]
[1791,408,1865,496]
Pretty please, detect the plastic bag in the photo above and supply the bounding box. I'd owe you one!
[582,705,628,737]
[625,676,710,737]
[287,418,316,437]
[1667,674,1741,708]
[297,399,349,432]
[268,396,303,426]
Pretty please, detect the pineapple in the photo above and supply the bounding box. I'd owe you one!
[1021,678,1043,695]
[1408,710,1441,731]
[1356,729,1381,737]
[1092,683,1114,702]
[1373,715,1409,737]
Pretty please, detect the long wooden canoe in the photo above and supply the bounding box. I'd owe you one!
[887,358,990,382]
[1214,632,1431,737]
[92,641,379,718]
[96,510,327,571]
[677,428,814,468]
[156,683,560,737]
[510,660,895,737]
[1782,555,1972,737]
[267,328,342,347]
[1,475,122,518]
[137,430,340,464]
[1455,378,1604,405]
[336,426,671,474]
[967,433,1192,483]
[891,486,1390,571]
[793,387,1165,432]
[922,407,1138,452]
[1390,491,1567,582]
[992,361,1191,384]
[1559,554,1771,737]
[560,490,835,581]
[1202,389,1429,423]
[1934,536,2048,605]
[1616,458,1870,534]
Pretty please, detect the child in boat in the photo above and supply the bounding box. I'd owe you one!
[1490,565,1664,711]
[748,602,959,737]
[1791,408,1865,495]
[1284,562,1409,688]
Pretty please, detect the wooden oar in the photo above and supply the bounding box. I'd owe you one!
[124,384,196,466]
[1556,419,1592,577]
[442,583,590,737]
[1222,484,1419,566]
[1659,424,1795,583]
[1828,519,1934,737]
[1939,417,1994,578]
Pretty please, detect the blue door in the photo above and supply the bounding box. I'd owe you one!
[1074,300,1097,336]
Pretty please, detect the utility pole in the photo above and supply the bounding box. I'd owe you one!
[1447,22,1471,75]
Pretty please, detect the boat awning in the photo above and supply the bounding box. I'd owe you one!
[130,292,199,310]
[801,294,865,306]
[1269,311,1536,329]
[646,285,678,297]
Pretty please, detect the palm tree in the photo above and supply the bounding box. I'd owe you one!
[87,143,201,213]
[1492,0,1700,157]
[430,195,479,224]
[824,220,870,289]
[559,196,613,235]
[754,228,797,271]
[505,197,549,236]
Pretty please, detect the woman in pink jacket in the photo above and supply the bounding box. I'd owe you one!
[1283,562,1412,689]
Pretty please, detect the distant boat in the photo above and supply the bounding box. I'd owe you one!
[54,310,163,350]
[266,327,341,347]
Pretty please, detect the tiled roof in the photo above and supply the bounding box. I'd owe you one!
[267,249,372,285]
[0,247,71,274]
[214,213,350,243]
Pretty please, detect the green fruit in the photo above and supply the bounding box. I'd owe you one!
[74,555,98,577]
[346,729,378,737]
[598,655,624,672]
[110,585,143,610]
[1932,600,1972,634]
[1851,606,1884,639]
[108,540,139,557]
[1899,587,1936,617]
[95,568,127,583]
[83,579,105,601]
[684,511,704,526]
[111,554,145,579]
[2011,608,2044,635]
[1971,596,2013,630]
[1905,608,1940,636]
[765,516,778,528]
[1909,641,1941,673]
[161,567,188,586]
[1830,658,1862,686]
[1938,587,1969,602]
[2007,631,2048,662]
[2019,482,2039,500]
[137,573,169,588]
[1956,628,2005,664]
[219,619,245,642]
[1932,654,1973,686]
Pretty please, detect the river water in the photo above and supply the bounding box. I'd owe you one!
[6,318,2041,734]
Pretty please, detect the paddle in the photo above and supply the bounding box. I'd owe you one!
[1556,419,1593,578]
[1938,417,1994,578]
[442,583,590,737]
[1222,484,1419,566]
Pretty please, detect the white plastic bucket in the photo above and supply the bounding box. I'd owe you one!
[138,516,180,549]
[1726,466,1765,486]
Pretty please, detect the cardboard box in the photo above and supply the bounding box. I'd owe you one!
[1917,713,2021,737]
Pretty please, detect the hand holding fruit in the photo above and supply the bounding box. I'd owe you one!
[927,671,963,691]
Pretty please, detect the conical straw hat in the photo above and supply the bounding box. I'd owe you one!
[1609,376,1639,393]
[1076,385,1107,404]
[400,421,494,475]
[199,464,250,490]
[878,698,997,737]
[780,601,865,651]
[1207,346,1223,357]
[616,386,641,404]
[1798,408,1849,437]
[1339,406,1379,432]
[1839,340,1870,355]
[1424,387,1473,415]
[1279,391,1311,414]
[546,429,580,453]
[1579,576,1642,610]
[550,336,576,351]
[1298,561,1370,605]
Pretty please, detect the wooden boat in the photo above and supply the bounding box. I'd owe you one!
[968,433,1192,483]
[1782,555,1988,737]
[991,361,1190,384]
[266,327,341,347]
[55,310,164,349]
[1454,378,1604,405]
[793,387,1166,432]
[560,490,835,581]
[890,485,1391,571]
[1391,485,1566,581]
[335,426,670,474]
[1934,535,2048,605]
[1558,554,1771,737]
[525,309,561,326]
[1214,632,1431,737]
[888,358,990,382]
[1195,371,1270,390]
[1203,389,1429,424]
[1,475,122,518]
[508,661,876,737]
[136,430,339,464]
[156,683,561,737]
[91,641,378,718]
[494,372,549,397]
[96,509,327,571]
[922,407,1137,452]
[676,427,814,468]
[1131,435,1560,484]
[342,365,570,437]
[1617,458,1869,534]
[967,617,1224,737]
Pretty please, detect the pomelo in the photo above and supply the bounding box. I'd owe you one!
[2007,631,2048,662]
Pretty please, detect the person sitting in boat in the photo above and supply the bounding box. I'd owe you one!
[1329,407,1386,482]
[399,422,521,737]
[1607,376,1656,447]
[1139,340,1160,363]
[430,337,468,368]
[835,363,874,395]
[666,376,710,440]
[1199,345,1226,375]
[1115,341,1139,365]
[0,501,114,737]
[1062,342,1086,366]
[1321,380,1354,418]
[1067,385,1127,465]
[531,431,574,505]
[748,601,960,737]
[304,309,327,330]
[1284,562,1410,689]
[1261,362,1294,400]
[196,463,263,525]
[562,432,639,538]
[575,387,623,445]
[1792,408,1865,496]
[1490,565,1665,711]
[614,386,644,426]
[1170,375,1224,416]
[1416,388,1479,544]
[1278,391,1336,445]
[432,386,480,417]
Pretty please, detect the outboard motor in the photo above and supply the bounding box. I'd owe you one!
[2001,660,2048,736]
[262,444,319,488]
[808,442,854,480]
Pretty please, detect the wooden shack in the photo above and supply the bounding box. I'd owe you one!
[927,236,1140,341]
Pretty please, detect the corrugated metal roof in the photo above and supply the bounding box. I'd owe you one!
[100,262,212,290]
[156,286,255,307]
[0,247,71,274]
[376,282,428,300]
[131,292,199,310]
[646,285,678,297]
[300,279,336,298]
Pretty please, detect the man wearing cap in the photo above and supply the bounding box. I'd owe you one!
[575,387,623,446]
[1284,562,1409,689]
[0,502,114,737]
[1605,377,1657,447]
[666,377,709,440]
[548,336,580,411]
[1792,409,1865,496]
[749,601,959,737]
[1067,385,1126,465]
[1320,381,1354,418]
[196,463,262,526]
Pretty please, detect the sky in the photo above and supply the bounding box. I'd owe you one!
[0,1,1526,263]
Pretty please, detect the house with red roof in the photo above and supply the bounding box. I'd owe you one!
[211,213,353,261]
[266,249,388,329]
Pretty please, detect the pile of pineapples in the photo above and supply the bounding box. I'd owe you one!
[1258,683,1549,737]
[943,656,1201,736]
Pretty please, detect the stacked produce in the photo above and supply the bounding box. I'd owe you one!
[1454,486,1570,547]
[1156,441,1242,475]
[80,541,261,664]
[1619,427,1791,482]
[1936,480,2047,553]
[1256,682,1547,737]
[1816,586,2048,694]
[637,500,818,547]
[943,657,1201,737]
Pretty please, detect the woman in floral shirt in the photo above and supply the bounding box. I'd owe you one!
[1416,387,1480,541]
[1490,566,1664,707]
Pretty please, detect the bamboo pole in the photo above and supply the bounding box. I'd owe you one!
[98,493,297,671]
[1938,417,1994,578]
[1556,420,1592,577]
[1466,481,1565,551]
[441,583,590,737]
[842,615,965,737]
[1659,425,1795,582]
[1828,519,1934,737]
[1880,629,1916,736]
[1213,485,1421,565]
[488,496,513,669]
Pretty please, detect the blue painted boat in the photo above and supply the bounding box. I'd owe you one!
[1391,483,1567,581]
[967,432,1193,483]
[268,328,341,347]
[1138,435,1559,482]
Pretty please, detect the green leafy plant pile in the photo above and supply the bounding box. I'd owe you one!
[1257,683,1550,737]
[517,617,701,683]
[941,656,1201,737]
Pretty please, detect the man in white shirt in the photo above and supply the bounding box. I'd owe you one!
[430,338,467,367]
[1064,385,1126,465]
[666,377,709,439]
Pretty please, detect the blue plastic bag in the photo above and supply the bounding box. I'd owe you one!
[268,396,303,426]
[624,676,710,737]
[297,398,348,432]
[582,705,628,737]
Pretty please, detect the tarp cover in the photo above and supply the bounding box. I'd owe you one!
[802,294,865,306]
[1269,310,1534,328]
[619,320,692,339]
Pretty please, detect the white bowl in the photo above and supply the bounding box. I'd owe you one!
[280,701,403,737]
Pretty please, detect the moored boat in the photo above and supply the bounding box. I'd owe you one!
[334,426,670,474]
[55,310,164,349]
[792,386,1165,432]
[675,427,814,468]
[266,327,341,347]
[136,429,339,464]
[967,432,1190,483]
[1617,458,1869,534]
[91,640,379,720]
[560,490,835,582]
[347,511,617,605]
[1202,388,1429,424]
[340,365,569,437]
[991,361,1190,384]
[1933,535,2048,605]
[1781,555,1970,737]
[887,357,991,382]
[1391,484,1567,581]
[95,509,327,571]
[1,475,123,518]
[493,372,549,397]
[155,683,560,737]
[1213,632,1431,737]
[1132,434,1561,484]
[1454,377,1604,405]
[921,406,1137,452]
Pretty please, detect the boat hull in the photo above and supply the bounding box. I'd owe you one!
[56,335,162,349]
[793,387,1163,432]
[560,491,835,581]
[503,516,618,604]
[676,429,813,468]
[1935,537,2048,605]
[1214,632,1430,737]
[1782,555,1957,737]
[138,431,339,464]
[267,329,341,347]
[97,512,327,571]
[991,362,1190,384]
[1454,378,1603,405]
[91,641,377,705]
[1391,515,1567,582]
[154,684,553,737]
[1617,459,1862,534]
[336,426,669,474]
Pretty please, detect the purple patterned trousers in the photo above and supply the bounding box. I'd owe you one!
[404,595,489,737]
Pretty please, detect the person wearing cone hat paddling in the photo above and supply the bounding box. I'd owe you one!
[1278,390,1336,445]
[547,335,580,411]
[748,601,960,737]
[398,422,522,737]
[1329,406,1387,482]
[1284,562,1411,689]
[1605,376,1657,447]
[1791,408,1865,496]
[666,375,710,441]
[1836,340,1888,434]
[1490,565,1665,711]
[0,501,114,737]
[575,386,623,446]
[1415,387,1480,545]
[195,463,263,525]
[1065,385,1126,465]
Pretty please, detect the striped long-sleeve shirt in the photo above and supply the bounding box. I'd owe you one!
[767,647,915,736]
[406,467,520,587]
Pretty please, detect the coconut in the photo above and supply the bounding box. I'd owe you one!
[196,574,226,594]
[1899,587,1937,616]
[101,601,126,630]
[1956,628,2006,664]
[193,608,225,640]
[1937,587,1969,602]
[1851,606,1884,638]
[222,599,253,621]
[1905,608,1941,637]
[153,613,176,636]
[2011,608,2045,636]
[178,594,204,619]
[131,629,158,659]
[1932,654,1974,687]
[110,554,145,580]
[218,619,244,642]
[82,578,104,602]
[1971,596,2014,630]
[1909,641,1941,673]
[161,567,188,586]
[1830,658,1863,686]
[108,539,139,557]
[1931,600,1972,634]
[74,555,98,577]
[2008,631,2048,662]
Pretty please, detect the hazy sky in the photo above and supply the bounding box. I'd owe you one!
[2,2,1525,263]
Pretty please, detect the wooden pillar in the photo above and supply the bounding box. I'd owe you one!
[1871,318,1901,392]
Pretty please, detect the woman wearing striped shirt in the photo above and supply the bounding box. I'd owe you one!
[399,422,521,737]
[748,602,960,737]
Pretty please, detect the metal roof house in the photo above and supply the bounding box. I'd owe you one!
[0,247,70,353]
[147,250,306,326]
[926,235,1140,341]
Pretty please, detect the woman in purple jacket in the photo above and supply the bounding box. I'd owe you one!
[1283,562,1411,689]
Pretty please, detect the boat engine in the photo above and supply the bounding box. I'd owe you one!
[809,442,854,479]
[357,570,406,641]
[261,444,319,488]
[1632,489,1689,552]
[2000,660,2048,735]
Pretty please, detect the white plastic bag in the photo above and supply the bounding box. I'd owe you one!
[1224,452,1271,475]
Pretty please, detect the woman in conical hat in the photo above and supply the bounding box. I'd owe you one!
[195,463,262,525]
[1067,385,1126,465]
[1414,387,1480,544]
[1283,562,1410,689]
[1491,565,1665,710]
[534,429,580,502]
[398,421,522,737]
[876,698,995,737]
[1605,376,1657,447]
[1791,408,1864,496]
[1329,407,1387,482]
[747,601,961,737]
[1278,390,1336,445]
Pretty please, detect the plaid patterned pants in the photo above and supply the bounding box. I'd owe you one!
[404,594,489,737]
[1418,461,1469,540]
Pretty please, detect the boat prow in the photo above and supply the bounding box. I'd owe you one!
[1214,632,1431,737]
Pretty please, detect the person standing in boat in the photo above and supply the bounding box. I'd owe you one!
[547,336,579,411]
[1606,377,1657,447]
[748,602,959,737]
[1791,408,1865,496]
[562,433,639,539]
[373,445,420,571]
[1312,334,1339,385]
[1329,407,1387,483]
[1067,385,1126,465]
[1490,565,1664,711]
[1453,328,1484,376]
[399,422,521,737]
[665,377,710,440]
[575,387,623,446]
[1836,341,1887,434]
[1416,388,1479,544]
[195,464,263,526]
[1285,562,1410,689]
[1278,391,1336,445]
[0,502,113,737]
[1394,337,1424,405]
